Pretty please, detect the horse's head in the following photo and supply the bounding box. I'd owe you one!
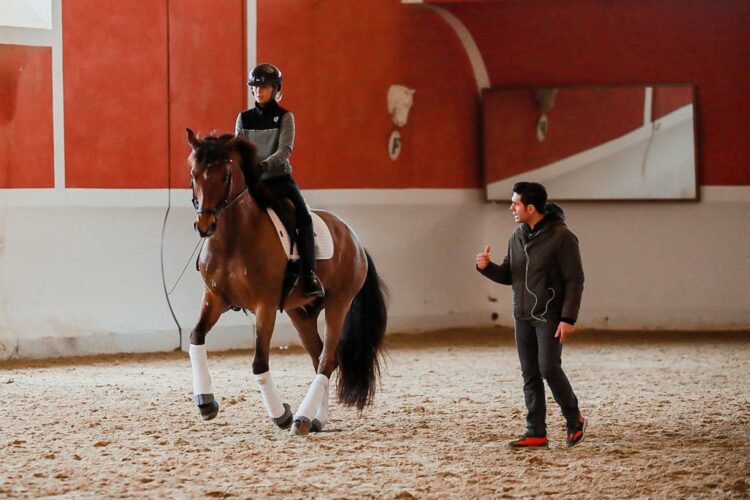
[186,128,257,237]
[387,84,415,128]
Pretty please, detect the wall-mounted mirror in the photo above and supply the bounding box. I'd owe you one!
[482,85,697,201]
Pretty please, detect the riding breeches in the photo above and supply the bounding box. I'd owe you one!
[261,174,315,271]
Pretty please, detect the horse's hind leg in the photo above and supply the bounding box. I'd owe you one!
[288,308,323,371]
[288,308,328,433]
[253,305,293,429]
[189,289,227,421]
[291,302,347,435]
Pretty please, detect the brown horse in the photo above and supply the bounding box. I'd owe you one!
[185,129,387,435]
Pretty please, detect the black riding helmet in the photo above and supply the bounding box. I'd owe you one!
[248,63,282,90]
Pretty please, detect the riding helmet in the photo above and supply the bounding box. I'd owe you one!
[248,63,282,90]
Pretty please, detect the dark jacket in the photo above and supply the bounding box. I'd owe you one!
[478,203,584,324]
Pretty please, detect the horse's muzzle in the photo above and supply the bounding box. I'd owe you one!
[195,214,218,238]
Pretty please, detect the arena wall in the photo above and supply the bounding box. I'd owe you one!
[0,0,747,359]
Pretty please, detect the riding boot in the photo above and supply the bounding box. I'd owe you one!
[299,223,325,298]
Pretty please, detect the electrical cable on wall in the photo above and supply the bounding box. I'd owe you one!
[160,191,184,349]
[159,0,207,350]
[160,0,183,350]
[161,204,207,348]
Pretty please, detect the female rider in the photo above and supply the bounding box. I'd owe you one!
[235,63,324,299]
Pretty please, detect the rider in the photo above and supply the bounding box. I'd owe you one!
[235,63,325,299]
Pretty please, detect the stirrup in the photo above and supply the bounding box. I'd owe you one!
[302,271,325,298]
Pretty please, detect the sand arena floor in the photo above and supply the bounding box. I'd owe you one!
[0,328,748,498]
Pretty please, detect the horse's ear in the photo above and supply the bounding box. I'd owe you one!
[186,128,200,149]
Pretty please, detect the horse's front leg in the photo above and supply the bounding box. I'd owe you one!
[189,288,227,421]
[253,305,293,429]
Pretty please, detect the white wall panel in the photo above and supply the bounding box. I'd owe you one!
[0,186,748,360]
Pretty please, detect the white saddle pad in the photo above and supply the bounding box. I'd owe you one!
[267,207,334,261]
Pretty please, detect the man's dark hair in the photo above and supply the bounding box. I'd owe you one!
[512,182,548,213]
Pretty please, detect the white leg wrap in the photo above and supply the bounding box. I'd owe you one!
[254,371,286,419]
[295,374,329,421]
[313,382,330,428]
[189,344,213,396]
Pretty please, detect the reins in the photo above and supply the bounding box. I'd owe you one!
[166,183,249,317]
[166,156,249,308]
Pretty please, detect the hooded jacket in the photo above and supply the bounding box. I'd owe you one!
[479,203,584,324]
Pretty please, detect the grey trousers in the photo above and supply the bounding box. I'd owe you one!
[514,317,580,436]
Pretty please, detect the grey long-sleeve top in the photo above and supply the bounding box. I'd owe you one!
[235,102,294,180]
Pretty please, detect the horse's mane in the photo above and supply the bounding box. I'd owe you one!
[192,133,272,209]
[191,133,234,167]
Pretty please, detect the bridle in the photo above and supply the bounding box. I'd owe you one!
[191,158,248,218]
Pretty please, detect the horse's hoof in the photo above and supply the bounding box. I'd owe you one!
[195,394,219,421]
[311,418,324,433]
[272,403,293,430]
[198,401,219,420]
[290,417,312,436]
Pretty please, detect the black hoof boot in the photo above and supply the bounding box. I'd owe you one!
[195,394,219,421]
[290,416,312,436]
[311,418,324,433]
[302,271,325,299]
[272,403,293,430]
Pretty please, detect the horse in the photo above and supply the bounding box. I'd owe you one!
[184,129,387,435]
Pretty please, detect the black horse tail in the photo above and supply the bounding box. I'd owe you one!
[337,250,388,410]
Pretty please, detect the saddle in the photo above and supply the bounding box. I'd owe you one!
[266,204,334,262]
[266,200,333,312]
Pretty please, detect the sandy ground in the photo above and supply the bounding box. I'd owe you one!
[0,328,748,499]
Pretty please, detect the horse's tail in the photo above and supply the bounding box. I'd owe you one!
[336,250,388,410]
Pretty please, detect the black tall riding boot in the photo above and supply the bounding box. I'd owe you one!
[299,223,325,298]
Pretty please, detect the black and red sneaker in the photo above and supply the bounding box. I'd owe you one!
[508,434,549,449]
[567,416,587,447]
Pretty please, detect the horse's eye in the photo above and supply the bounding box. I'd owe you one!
[223,174,230,183]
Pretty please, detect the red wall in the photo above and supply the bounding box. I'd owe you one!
[168,0,246,189]
[61,0,245,189]
[258,0,479,189]
[0,45,54,188]
[439,0,750,185]
[4,0,744,190]
[63,0,169,188]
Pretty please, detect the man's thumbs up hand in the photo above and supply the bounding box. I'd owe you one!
[476,245,491,270]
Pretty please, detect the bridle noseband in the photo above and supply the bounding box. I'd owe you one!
[191,158,248,219]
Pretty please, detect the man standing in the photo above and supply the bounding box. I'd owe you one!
[476,182,586,448]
